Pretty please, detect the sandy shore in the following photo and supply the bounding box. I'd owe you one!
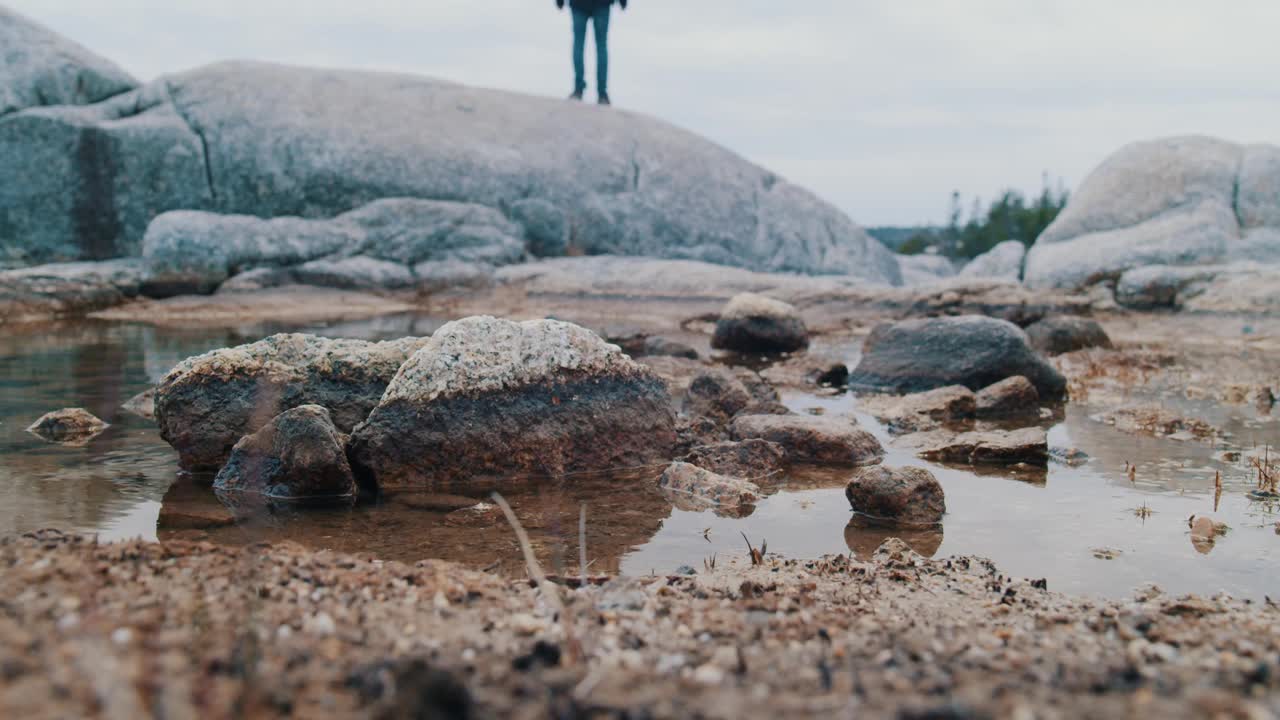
[2,531,1276,719]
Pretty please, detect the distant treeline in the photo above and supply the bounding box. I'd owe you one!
[869,179,1069,260]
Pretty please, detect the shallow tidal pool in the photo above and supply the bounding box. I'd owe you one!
[1,316,1277,600]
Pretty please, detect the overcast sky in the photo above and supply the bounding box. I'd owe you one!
[12,0,1280,225]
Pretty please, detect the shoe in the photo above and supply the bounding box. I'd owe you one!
[569,89,584,101]
[597,92,611,106]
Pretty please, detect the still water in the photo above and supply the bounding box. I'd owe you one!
[1,317,1276,599]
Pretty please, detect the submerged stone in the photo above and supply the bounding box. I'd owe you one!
[347,316,676,490]
[730,414,884,466]
[214,405,357,502]
[679,439,786,480]
[26,408,108,445]
[658,461,761,517]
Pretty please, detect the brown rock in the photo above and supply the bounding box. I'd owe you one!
[157,505,236,531]
[393,493,485,512]
[845,466,945,526]
[1025,316,1112,356]
[121,388,156,420]
[975,376,1040,418]
[730,414,884,466]
[214,405,357,502]
[679,439,786,480]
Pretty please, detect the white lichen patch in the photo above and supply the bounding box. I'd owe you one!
[720,292,800,321]
[161,333,427,386]
[382,316,648,403]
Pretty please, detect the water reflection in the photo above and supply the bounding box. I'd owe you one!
[844,515,943,560]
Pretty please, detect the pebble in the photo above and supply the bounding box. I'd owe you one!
[692,663,725,685]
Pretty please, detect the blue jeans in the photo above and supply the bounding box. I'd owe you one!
[572,7,610,95]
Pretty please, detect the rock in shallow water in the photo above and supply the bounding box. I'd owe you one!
[730,414,883,466]
[214,405,357,502]
[155,333,427,470]
[25,408,109,445]
[898,428,1049,466]
[845,466,945,527]
[658,461,761,517]
[347,316,676,489]
[975,376,1040,418]
[860,385,976,433]
[1025,316,1112,356]
[679,439,786,480]
[849,315,1067,401]
[711,293,809,354]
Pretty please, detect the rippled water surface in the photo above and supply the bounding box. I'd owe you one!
[2,317,1277,599]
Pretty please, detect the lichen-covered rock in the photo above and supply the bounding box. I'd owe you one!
[155,333,428,470]
[845,466,945,527]
[711,293,809,354]
[975,376,1039,418]
[730,414,883,466]
[679,439,786,480]
[0,6,137,117]
[26,408,108,445]
[958,241,1026,281]
[1025,316,1113,356]
[214,405,356,502]
[658,461,761,517]
[849,316,1067,400]
[347,316,676,489]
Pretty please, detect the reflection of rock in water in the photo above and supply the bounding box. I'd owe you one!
[162,469,674,577]
[844,515,943,561]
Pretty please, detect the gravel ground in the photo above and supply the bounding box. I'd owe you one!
[2,531,1277,719]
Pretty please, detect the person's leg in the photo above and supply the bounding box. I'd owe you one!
[593,6,611,101]
[571,9,589,97]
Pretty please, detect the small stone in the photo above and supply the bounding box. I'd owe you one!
[26,408,108,445]
[307,612,336,636]
[711,293,809,354]
[1024,316,1113,355]
[121,388,156,420]
[679,439,786,480]
[642,336,699,360]
[731,414,884,466]
[213,405,357,502]
[692,663,725,685]
[845,466,945,527]
[111,628,133,646]
[899,428,1049,466]
[443,503,503,528]
[975,376,1040,418]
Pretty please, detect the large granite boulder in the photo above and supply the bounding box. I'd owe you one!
[2,57,902,284]
[849,316,1067,400]
[347,317,677,489]
[141,198,528,295]
[155,333,427,470]
[0,86,213,265]
[958,240,1025,281]
[1024,136,1280,290]
[0,6,136,117]
[214,405,357,502]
